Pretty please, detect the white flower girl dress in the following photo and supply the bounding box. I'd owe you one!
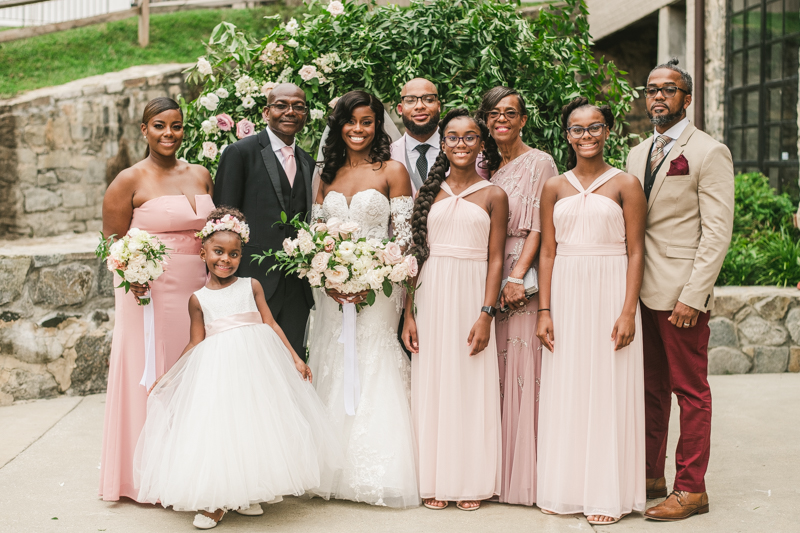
[134,277,343,513]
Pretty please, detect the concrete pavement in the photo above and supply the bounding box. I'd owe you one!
[0,374,797,532]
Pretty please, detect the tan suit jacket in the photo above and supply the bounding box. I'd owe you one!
[626,123,734,312]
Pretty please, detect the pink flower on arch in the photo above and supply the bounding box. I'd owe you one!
[216,113,234,132]
[236,118,256,139]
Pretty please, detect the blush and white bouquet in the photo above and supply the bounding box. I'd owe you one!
[254,213,418,309]
[96,229,170,306]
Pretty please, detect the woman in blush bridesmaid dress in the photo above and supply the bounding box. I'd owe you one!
[403,109,508,512]
[99,98,214,502]
[535,98,647,525]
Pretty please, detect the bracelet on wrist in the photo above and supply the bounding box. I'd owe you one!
[506,276,524,285]
[537,308,550,313]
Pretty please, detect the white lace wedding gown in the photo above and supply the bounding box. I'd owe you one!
[308,189,420,508]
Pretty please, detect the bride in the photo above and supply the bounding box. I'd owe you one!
[308,90,420,508]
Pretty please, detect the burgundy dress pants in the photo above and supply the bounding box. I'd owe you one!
[640,302,711,493]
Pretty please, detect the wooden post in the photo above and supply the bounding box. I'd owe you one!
[138,0,149,48]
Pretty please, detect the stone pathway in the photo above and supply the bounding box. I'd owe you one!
[0,374,796,532]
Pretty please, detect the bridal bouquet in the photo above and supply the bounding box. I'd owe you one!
[95,229,170,306]
[254,214,418,308]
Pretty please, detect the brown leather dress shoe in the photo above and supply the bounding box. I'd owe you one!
[646,477,667,499]
[645,490,709,521]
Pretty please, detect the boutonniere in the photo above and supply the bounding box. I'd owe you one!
[667,154,690,176]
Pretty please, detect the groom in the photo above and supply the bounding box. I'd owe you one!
[214,83,315,361]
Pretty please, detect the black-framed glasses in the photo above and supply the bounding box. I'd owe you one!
[443,134,481,147]
[566,123,607,139]
[487,109,520,120]
[400,94,438,106]
[267,103,309,114]
[644,86,690,98]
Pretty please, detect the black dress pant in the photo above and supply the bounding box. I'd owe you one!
[266,276,311,361]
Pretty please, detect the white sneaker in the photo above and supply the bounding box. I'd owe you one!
[192,513,219,530]
[235,503,264,516]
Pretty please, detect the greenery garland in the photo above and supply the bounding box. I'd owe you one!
[178,0,637,176]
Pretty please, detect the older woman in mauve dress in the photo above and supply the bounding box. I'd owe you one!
[99,98,214,502]
[476,87,558,506]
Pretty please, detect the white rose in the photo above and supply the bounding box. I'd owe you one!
[201,141,219,160]
[404,255,419,277]
[389,261,410,283]
[337,241,357,263]
[325,265,349,284]
[197,57,212,75]
[311,252,331,272]
[282,237,297,256]
[297,268,309,279]
[307,270,323,287]
[327,0,344,16]
[285,17,299,36]
[310,109,324,121]
[146,260,163,280]
[261,81,277,98]
[364,268,385,290]
[381,241,403,265]
[310,221,327,234]
[298,231,315,254]
[215,87,229,98]
[339,221,359,235]
[200,93,219,111]
[241,96,256,109]
[353,255,373,272]
[286,39,299,48]
[298,65,319,82]
[326,217,341,237]
[201,119,218,135]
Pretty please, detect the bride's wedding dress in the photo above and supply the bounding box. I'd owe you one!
[308,189,420,508]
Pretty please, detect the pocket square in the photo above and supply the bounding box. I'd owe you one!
[667,155,690,176]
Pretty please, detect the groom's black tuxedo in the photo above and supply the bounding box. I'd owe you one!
[214,128,315,357]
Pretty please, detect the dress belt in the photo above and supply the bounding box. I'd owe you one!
[205,312,263,337]
[556,243,627,256]
[154,231,202,255]
[429,243,487,261]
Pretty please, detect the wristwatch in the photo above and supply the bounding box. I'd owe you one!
[481,305,496,318]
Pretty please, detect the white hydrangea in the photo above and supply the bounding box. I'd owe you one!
[285,17,300,36]
[277,66,294,83]
[196,57,213,76]
[201,118,219,135]
[310,109,324,121]
[198,93,220,111]
[234,75,259,97]
[313,52,340,74]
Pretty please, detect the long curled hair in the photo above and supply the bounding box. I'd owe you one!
[141,97,182,158]
[475,86,528,173]
[561,96,615,170]
[319,90,392,185]
[409,108,490,266]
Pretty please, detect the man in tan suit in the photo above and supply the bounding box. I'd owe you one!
[626,58,734,521]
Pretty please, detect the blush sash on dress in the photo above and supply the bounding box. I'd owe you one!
[204,311,263,337]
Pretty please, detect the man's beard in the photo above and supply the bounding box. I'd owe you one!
[647,108,684,128]
[403,110,440,137]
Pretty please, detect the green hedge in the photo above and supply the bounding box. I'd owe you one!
[718,173,800,287]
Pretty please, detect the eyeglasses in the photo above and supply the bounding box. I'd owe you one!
[443,134,481,147]
[487,109,520,120]
[400,94,438,106]
[644,86,690,98]
[566,123,607,139]
[267,103,309,114]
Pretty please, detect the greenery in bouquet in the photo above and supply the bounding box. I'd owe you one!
[95,229,170,305]
[253,213,418,308]
[178,0,637,176]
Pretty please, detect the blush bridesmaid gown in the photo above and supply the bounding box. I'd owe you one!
[99,194,214,501]
[412,180,502,503]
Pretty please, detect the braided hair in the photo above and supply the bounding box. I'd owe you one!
[409,108,490,266]
[561,96,615,170]
[319,90,392,185]
[475,86,528,173]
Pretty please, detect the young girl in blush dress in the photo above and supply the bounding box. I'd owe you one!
[134,207,342,530]
[403,109,508,512]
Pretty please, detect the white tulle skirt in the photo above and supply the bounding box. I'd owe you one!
[134,324,344,512]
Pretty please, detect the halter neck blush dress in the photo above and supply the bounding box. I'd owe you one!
[99,194,214,501]
[412,180,502,502]
[536,169,646,518]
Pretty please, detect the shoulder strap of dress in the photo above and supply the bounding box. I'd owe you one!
[440,181,454,196]
[459,179,493,197]
[585,167,622,194]
[564,170,584,193]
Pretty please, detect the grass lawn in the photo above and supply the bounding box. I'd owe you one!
[0,5,298,98]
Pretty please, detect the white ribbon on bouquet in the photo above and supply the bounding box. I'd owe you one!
[139,291,157,390]
[338,302,361,416]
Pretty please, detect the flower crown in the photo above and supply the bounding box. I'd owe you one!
[196,214,251,243]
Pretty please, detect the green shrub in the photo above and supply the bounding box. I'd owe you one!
[717,173,800,287]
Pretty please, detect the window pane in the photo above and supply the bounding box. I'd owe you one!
[732,52,744,87]
[747,0,762,7]
[747,90,760,124]
[787,0,800,35]
[747,49,761,85]
[779,167,800,201]
[729,128,743,161]
[766,1,783,40]
[746,127,759,161]
[733,0,745,11]
[731,92,744,125]
[767,125,782,160]
[784,84,799,121]
[746,6,762,47]
[732,13,745,49]
[768,87,782,122]
[783,36,800,78]
[768,167,781,191]
[781,123,799,158]
[768,42,782,80]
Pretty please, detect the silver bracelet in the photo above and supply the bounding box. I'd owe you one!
[506,277,524,285]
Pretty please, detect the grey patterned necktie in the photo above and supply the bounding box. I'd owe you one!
[650,135,672,174]
[415,144,431,182]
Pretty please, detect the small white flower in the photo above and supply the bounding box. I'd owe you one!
[310,109,324,121]
[196,57,213,76]
[241,96,256,109]
[215,88,229,99]
[277,66,294,83]
[234,75,259,97]
[286,39,299,48]
[199,93,219,111]
[327,0,344,16]
[285,17,300,36]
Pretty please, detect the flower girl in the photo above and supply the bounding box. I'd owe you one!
[134,207,342,529]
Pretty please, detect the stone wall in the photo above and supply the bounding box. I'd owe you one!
[0,64,191,239]
[709,287,800,375]
[0,234,114,406]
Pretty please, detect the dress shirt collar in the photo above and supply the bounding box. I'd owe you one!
[405,130,439,152]
[266,126,295,153]
[653,116,690,143]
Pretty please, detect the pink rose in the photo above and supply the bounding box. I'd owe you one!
[326,217,342,238]
[339,221,359,236]
[310,222,328,234]
[404,255,418,277]
[236,118,255,139]
[323,235,335,252]
[381,242,403,265]
[216,113,234,131]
